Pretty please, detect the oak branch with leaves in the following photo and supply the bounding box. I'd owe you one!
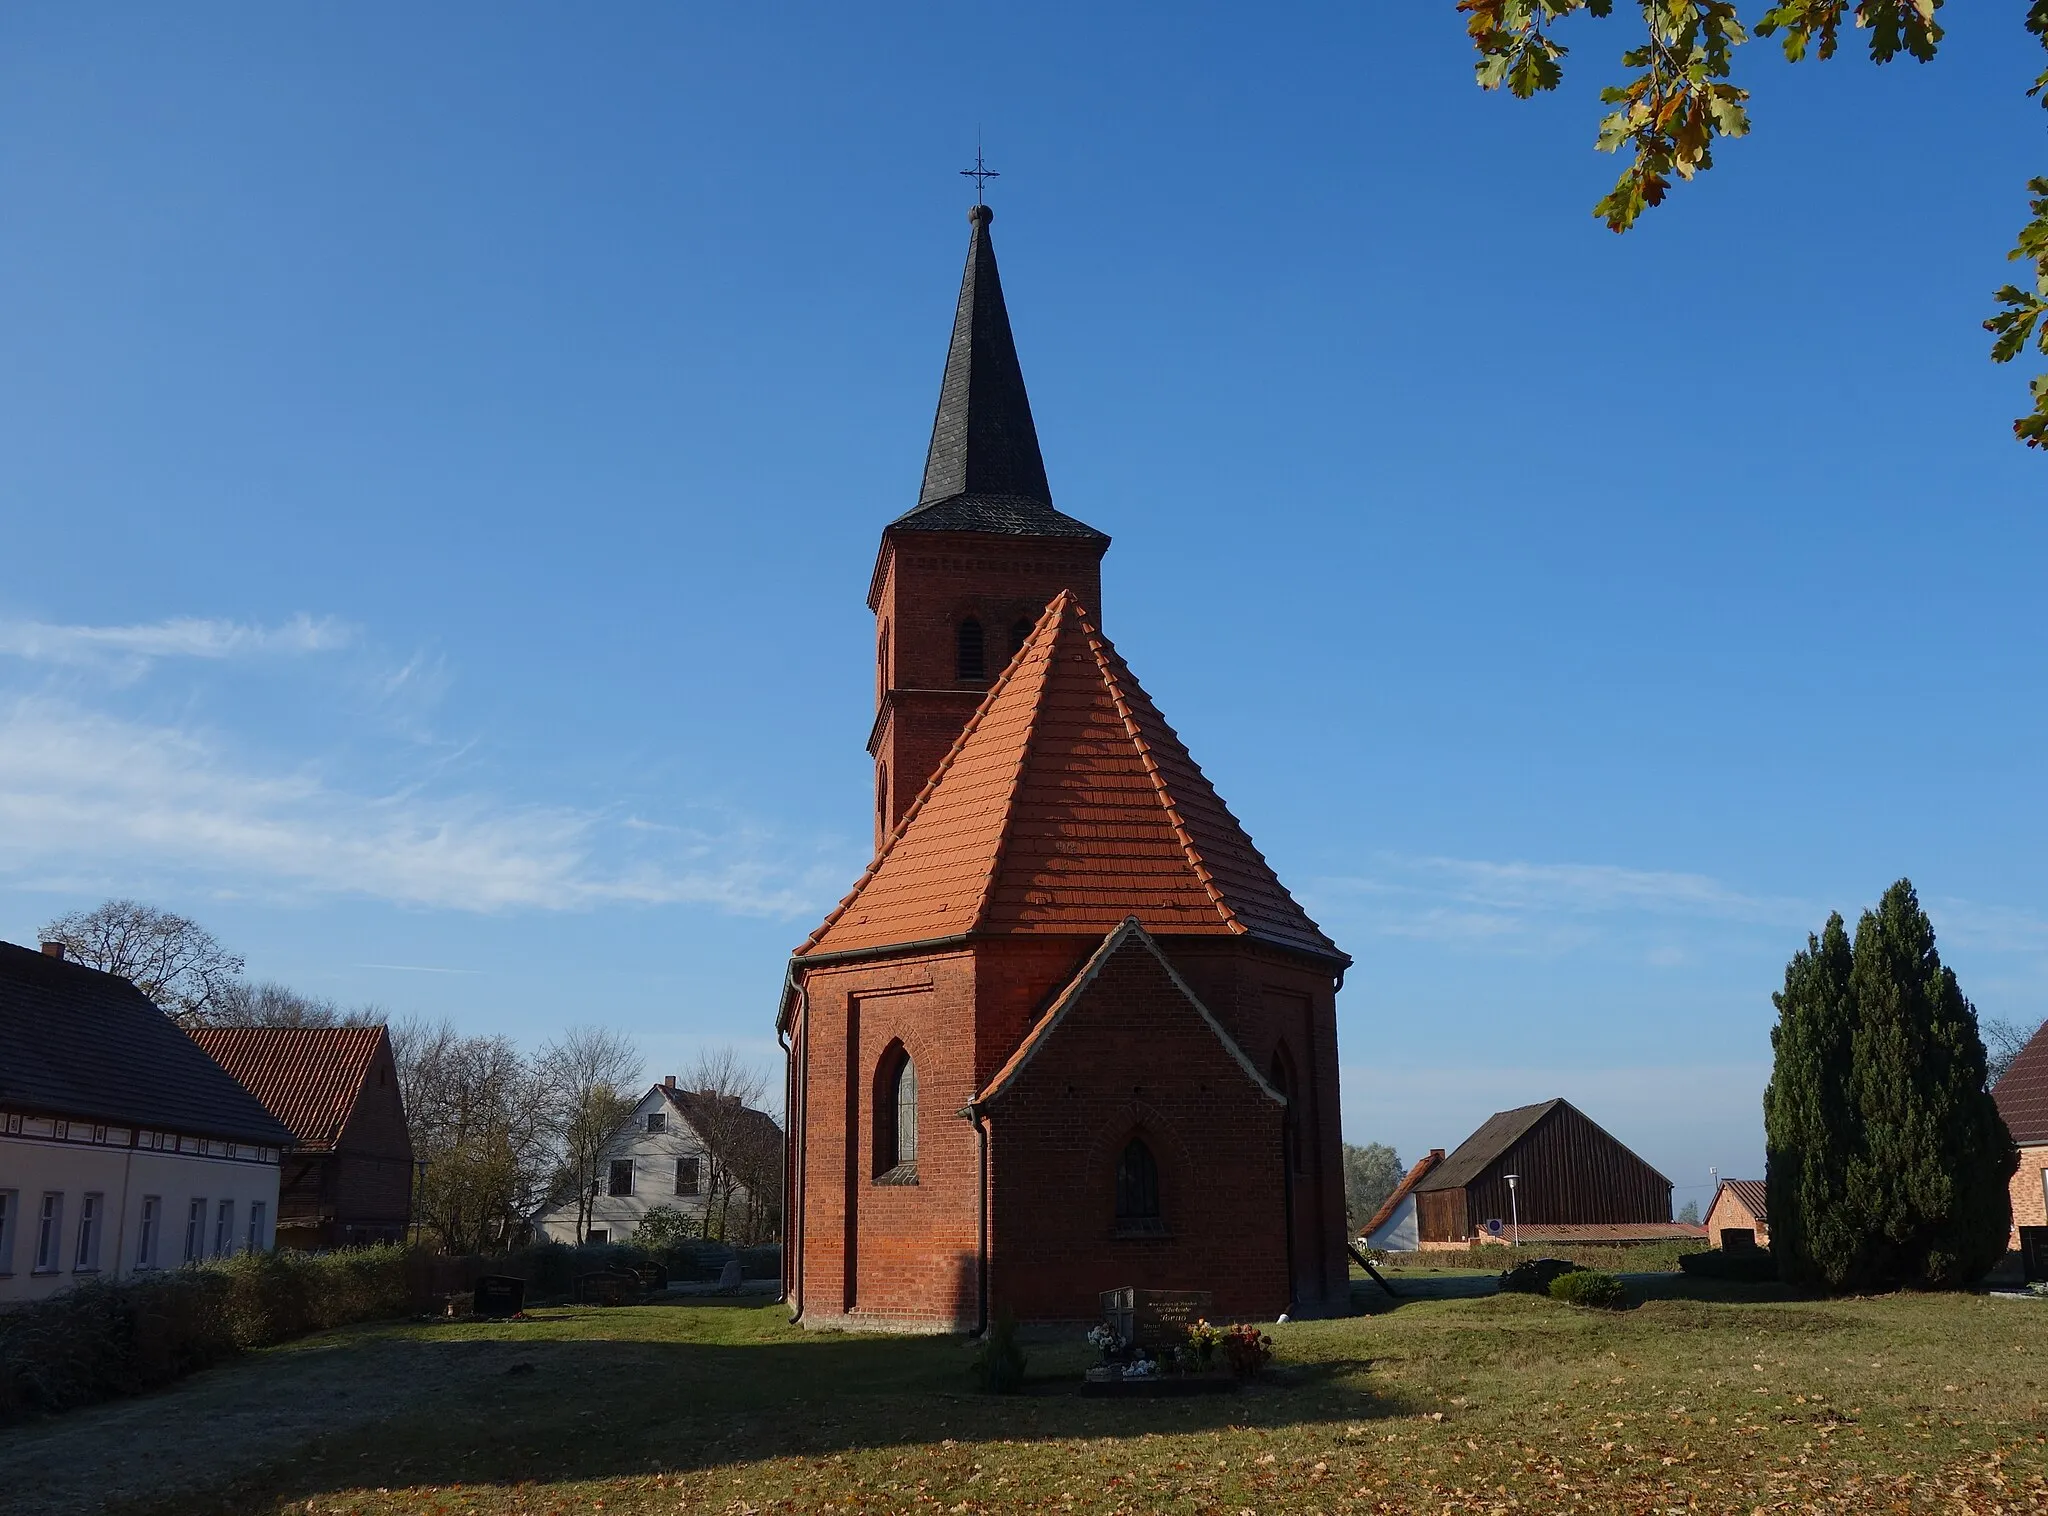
[1457,0,2048,446]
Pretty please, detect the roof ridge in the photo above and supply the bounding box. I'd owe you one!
[794,597,1058,957]
[963,591,1071,935]
[1079,611,1243,937]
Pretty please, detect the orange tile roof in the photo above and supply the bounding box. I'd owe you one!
[800,592,1344,961]
[1358,1148,1444,1239]
[186,1025,388,1151]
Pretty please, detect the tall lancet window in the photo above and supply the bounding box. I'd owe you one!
[1115,1137,1164,1235]
[956,618,985,680]
[1010,619,1034,659]
[875,1044,919,1183]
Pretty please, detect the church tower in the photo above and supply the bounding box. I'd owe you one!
[780,204,1350,1333]
[867,205,1109,846]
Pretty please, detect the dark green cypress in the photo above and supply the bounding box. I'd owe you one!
[1841,880,2016,1289]
[1765,880,2018,1292]
[1763,911,1859,1289]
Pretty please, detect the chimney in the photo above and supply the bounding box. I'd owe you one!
[40,942,65,960]
[1430,1148,1445,1160]
[664,1074,676,1090]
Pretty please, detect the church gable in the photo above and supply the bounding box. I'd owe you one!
[801,593,1343,961]
[974,917,1280,1109]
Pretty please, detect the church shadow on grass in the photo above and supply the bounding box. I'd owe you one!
[104,1306,1411,1516]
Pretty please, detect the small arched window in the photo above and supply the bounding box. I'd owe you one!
[956,618,985,681]
[875,1045,918,1183]
[1009,618,1033,658]
[877,622,890,703]
[1114,1137,1163,1234]
[875,762,889,844]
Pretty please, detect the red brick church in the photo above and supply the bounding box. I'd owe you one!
[777,204,1350,1330]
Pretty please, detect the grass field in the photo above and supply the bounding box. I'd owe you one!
[4,1272,2046,1515]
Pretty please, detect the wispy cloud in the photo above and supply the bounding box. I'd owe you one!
[0,696,841,917]
[1310,852,1809,956]
[0,614,355,673]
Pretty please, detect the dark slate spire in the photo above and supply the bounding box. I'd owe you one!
[891,206,1106,540]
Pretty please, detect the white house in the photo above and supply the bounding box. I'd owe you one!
[0,940,292,1306]
[1358,1148,1444,1254]
[533,1076,781,1245]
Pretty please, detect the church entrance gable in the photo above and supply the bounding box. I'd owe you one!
[971,919,1291,1321]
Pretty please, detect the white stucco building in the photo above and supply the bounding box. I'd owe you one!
[0,940,292,1306]
[533,1077,781,1245]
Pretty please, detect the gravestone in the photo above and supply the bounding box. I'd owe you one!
[576,1269,643,1307]
[473,1274,526,1318]
[1099,1287,1212,1350]
[715,1258,743,1293]
[2020,1226,2048,1283]
[630,1261,668,1291]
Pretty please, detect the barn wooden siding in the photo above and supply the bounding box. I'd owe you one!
[1418,1103,1671,1242]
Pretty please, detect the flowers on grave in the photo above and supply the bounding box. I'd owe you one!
[1123,1353,1157,1378]
[1184,1318,1222,1364]
[1085,1321,1122,1361]
[1220,1322,1274,1378]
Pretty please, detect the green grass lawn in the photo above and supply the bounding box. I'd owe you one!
[7,1279,2048,1515]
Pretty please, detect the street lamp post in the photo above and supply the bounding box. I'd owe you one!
[1505,1174,1520,1249]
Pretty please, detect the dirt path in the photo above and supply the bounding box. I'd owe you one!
[0,1331,525,1516]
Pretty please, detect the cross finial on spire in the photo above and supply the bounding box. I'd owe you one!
[960,142,998,204]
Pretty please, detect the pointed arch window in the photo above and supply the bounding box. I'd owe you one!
[1270,1050,1303,1173]
[1009,618,1033,658]
[874,1044,919,1184]
[1114,1137,1165,1236]
[956,618,985,681]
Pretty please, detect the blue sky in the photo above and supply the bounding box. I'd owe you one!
[2,4,2043,1208]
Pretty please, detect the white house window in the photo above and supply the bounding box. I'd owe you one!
[75,1193,103,1271]
[608,1160,634,1197]
[645,1112,666,1134]
[247,1201,266,1254]
[34,1193,63,1273]
[586,1227,609,1244]
[214,1199,234,1257]
[675,1156,700,1196]
[137,1197,161,1269]
[185,1199,206,1262]
[0,1190,16,1273]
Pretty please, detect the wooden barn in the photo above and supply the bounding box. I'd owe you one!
[189,1026,414,1248]
[1413,1098,1685,1247]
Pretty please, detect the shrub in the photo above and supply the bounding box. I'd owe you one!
[630,1206,698,1253]
[1220,1323,1274,1377]
[1499,1258,1585,1295]
[0,1245,414,1426]
[973,1311,1028,1394]
[1549,1270,1628,1309]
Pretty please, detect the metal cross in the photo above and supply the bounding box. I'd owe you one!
[960,145,999,203]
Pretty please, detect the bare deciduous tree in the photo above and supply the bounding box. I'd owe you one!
[678,1047,782,1245]
[1985,1016,2047,1089]
[537,1026,643,1244]
[394,1015,555,1255]
[214,979,383,1028]
[39,899,245,1026]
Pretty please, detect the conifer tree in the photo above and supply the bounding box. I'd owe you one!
[1765,881,2018,1291]
[1841,881,2016,1289]
[1763,911,1859,1290]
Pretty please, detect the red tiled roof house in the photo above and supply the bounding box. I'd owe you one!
[189,1027,414,1248]
[1994,1023,2048,1248]
[778,205,1351,1331]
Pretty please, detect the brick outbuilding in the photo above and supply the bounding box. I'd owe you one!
[778,204,1350,1331]
[1993,1023,2048,1248]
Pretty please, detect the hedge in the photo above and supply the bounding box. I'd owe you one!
[0,1245,413,1425]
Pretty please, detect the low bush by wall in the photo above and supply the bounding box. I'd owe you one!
[0,1245,413,1425]
[1383,1240,1707,1274]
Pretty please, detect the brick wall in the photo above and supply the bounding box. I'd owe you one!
[2010,1145,2048,1248]
[982,930,1290,1321]
[793,949,982,1330]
